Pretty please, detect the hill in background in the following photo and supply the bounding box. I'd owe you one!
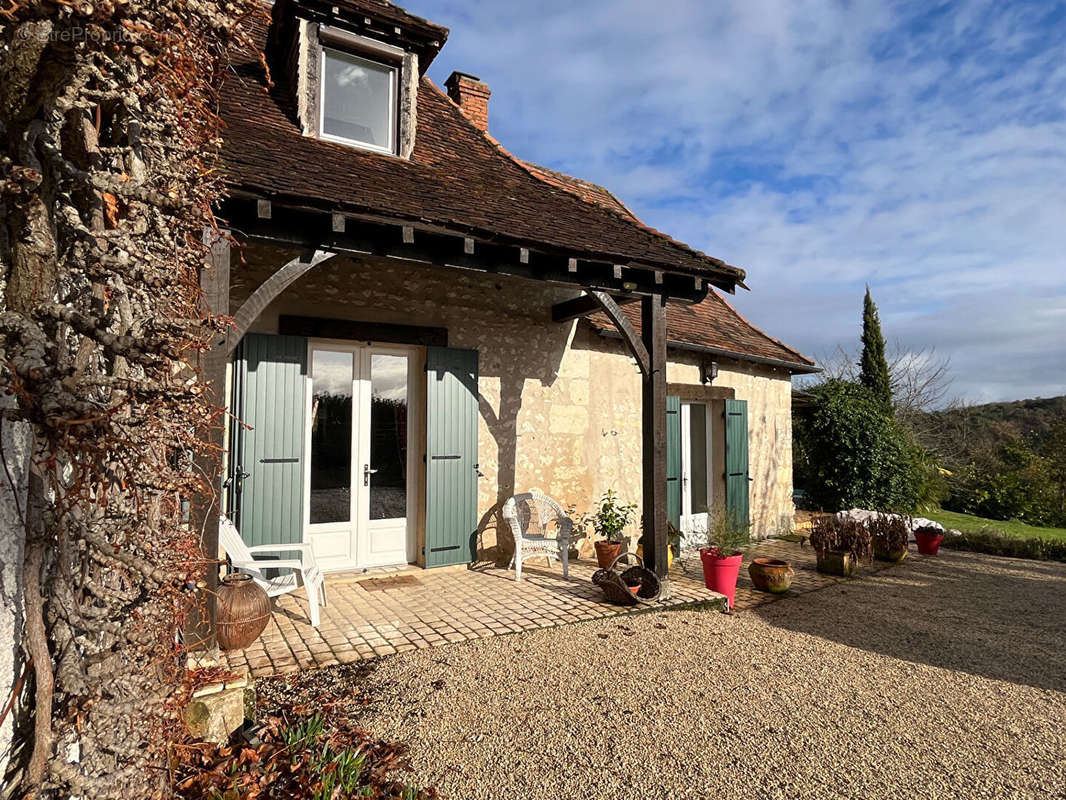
[926,395,1066,462]
[919,395,1066,528]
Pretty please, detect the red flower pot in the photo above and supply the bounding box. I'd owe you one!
[915,530,944,556]
[699,547,743,609]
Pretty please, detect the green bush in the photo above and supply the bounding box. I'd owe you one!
[795,380,923,513]
[946,440,1062,527]
[940,529,1066,563]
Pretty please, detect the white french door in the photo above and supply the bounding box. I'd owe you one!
[680,402,713,538]
[304,342,417,571]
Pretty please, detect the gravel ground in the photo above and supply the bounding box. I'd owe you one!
[262,550,1066,800]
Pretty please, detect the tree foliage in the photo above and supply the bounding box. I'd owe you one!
[920,396,1066,527]
[859,287,892,408]
[0,1,262,795]
[794,380,923,513]
[947,439,1061,527]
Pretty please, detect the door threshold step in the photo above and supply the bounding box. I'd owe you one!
[327,563,423,584]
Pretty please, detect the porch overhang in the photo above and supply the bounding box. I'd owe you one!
[594,328,825,375]
[221,193,738,300]
[192,192,730,616]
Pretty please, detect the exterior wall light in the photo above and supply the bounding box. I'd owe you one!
[700,360,719,385]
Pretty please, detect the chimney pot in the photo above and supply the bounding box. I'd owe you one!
[445,71,491,132]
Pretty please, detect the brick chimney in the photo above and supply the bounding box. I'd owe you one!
[445,71,491,132]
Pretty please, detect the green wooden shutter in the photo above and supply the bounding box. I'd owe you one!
[724,398,750,536]
[666,395,681,530]
[232,333,308,548]
[425,347,479,568]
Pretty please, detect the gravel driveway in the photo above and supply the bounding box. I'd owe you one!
[262,550,1066,799]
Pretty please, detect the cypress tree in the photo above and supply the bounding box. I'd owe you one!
[860,286,893,409]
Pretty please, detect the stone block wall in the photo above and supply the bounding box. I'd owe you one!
[232,245,796,561]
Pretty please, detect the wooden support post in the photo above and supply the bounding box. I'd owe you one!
[640,293,668,578]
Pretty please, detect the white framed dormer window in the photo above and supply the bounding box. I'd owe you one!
[317,29,402,155]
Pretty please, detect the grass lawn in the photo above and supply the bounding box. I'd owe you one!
[926,508,1066,543]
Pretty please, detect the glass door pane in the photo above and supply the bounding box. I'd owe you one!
[369,354,408,521]
[688,403,709,515]
[310,349,353,524]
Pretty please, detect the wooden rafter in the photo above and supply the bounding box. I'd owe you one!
[551,292,638,324]
[588,291,650,376]
[219,249,336,357]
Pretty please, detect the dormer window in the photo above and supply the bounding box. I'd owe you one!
[316,28,403,155]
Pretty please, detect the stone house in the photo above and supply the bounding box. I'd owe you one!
[206,0,816,577]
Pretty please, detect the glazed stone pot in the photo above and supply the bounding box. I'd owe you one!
[815,549,855,577]
[874,542,908,562]
[748,557,794,593]
[214,573,271,651]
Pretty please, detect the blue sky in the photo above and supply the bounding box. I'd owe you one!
[408,0,1065,404]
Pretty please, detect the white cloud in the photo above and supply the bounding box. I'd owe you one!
[411,0,1066,403]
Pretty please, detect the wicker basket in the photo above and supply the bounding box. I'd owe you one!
[591,553,662,606]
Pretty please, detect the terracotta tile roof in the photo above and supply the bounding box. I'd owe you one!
[520,162,638,220]
[219,10,742,286]
[519,161,815,371]
[586,294,817,371]
[221,5,812,369]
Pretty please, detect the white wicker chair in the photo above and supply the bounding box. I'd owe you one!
[502,491,572,581]
[219,516,327,627]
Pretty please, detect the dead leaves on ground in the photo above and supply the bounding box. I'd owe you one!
[172,709,438,800]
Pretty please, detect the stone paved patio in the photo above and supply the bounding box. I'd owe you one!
[730,537,897,610]
[224,539,902,677]
[224,555,724,677]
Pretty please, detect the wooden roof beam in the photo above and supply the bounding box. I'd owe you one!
[223,199,714,301]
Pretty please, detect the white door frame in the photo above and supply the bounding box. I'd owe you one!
[680,401,713,538]
[303,339,419,571]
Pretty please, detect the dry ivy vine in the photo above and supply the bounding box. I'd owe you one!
[0,0,265,795]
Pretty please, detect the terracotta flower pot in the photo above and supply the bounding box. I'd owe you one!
[816,549,855,577]
[748,557,794,593]
[214,573,271,651]
[594,540,623,569]
[699,547,743,609]
[915,530,944,556]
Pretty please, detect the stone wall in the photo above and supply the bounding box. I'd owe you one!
[0,399,31,775]
[232,245,796,561]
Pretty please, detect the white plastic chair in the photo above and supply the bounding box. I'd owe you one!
[502,491,572,581]
[219,516,327,628]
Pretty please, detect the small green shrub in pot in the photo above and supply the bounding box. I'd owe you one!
[868,513,910,562]
[703,508,750,557]
[582,490,637,568]
[809,516,872,577]
[582,489,636,542]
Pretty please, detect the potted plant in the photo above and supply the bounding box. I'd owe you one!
[584,490,637,569]
[914,525,945,556]
[869,513,910,562]
[699,510,749,609]
[748,557,794,593]
[809,516,871,577]
[636,521,682,570]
